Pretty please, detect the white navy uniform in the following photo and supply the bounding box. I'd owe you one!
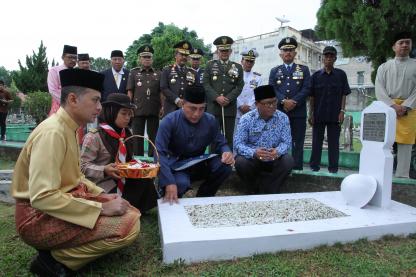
[236,71,262,120]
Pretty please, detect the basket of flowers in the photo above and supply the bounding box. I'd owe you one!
[116,135,160,179]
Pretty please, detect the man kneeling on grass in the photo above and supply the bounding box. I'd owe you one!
[11,69,140,276]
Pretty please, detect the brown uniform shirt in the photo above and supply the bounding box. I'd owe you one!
[0,88,12,113]
[127,67,161,117]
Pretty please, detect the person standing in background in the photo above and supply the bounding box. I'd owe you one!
[375,32,416,178]
[47,44,77,116]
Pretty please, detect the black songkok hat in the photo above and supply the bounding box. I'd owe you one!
[102,93,137,109]
[173,40,192,55]
[189,48,204,59]
[111,50,124,58]
[184,85,206,104]
[392,32,412,45]
[77,53,90,61]
[254,85,276,102]
[137,45,154,56]
[278,37,298,50]
[63,45,77,55]
[60,68,104,92]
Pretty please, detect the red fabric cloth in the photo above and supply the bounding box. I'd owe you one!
[15,184,140,250]
[99,123,127,192]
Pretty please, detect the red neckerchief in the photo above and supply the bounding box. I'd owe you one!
[99,123,126,193]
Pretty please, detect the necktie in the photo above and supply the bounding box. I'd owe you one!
[286,65,291,71]
[114,73,119,88]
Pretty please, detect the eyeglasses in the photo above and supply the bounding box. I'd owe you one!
[258,100,278,108]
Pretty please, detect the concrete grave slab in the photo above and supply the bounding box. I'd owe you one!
[158,192,416,264]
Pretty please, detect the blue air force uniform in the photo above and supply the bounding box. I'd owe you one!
[269,37,310,169]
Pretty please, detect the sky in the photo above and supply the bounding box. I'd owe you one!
[2,0,321,70]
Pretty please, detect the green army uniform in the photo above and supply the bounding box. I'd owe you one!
[203,36,244,149]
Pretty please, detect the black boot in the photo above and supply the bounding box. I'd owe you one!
[29,250,76,277]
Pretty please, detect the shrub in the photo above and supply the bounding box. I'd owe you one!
[23,91,51,124]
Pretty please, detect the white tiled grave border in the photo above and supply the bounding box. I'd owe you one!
[157,191,416,264]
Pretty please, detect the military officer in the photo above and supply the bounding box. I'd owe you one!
[269,37,310,170]
[160,40,197,116]
[203,36,244,149]
[127,45,162,156]
[236,49,262,129]
[189,48,205,84]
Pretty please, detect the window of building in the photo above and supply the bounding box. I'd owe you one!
[264,44,274,49]
[357,71,364,85]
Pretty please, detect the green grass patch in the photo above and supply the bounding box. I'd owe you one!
[0,158,15,170]
[1,202,415,276]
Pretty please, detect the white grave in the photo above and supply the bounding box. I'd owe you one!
[158,193,416,264]
[157,101,416,264]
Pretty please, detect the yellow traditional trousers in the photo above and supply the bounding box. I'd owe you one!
[393,99,416,144]
[52,220,140,271]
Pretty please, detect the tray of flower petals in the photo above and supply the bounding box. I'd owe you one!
[117,160,159,179]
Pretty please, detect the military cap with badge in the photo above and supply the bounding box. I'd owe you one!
[212,36,239,82]
[189,48,204,59]
[137,45,154,57]
[241,49,261,89]
[170,40,195,85]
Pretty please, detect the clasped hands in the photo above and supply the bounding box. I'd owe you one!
[255,148,278,162]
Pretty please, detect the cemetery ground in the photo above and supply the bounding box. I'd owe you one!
[1,200,416,276]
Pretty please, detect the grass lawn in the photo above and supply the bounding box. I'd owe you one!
[0,158,15,170]
[1,202,416,276]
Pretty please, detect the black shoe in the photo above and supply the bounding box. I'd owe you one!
[293,167,303,171]
[310,167,319,172]
[30,252,76,277]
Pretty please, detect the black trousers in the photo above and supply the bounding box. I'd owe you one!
[289,117,306,170]
[235,154,294,194]
[109,178,158,213]
[131,115,159,156]
[166,156,232,197]
[0,112,7,139]
[215,115,235,150]
[309,122,341,172]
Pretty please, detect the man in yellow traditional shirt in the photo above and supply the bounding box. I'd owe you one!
[376,32,416,178]
[11,69,141,276]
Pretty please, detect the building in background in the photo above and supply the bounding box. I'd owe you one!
[229,26,323,84]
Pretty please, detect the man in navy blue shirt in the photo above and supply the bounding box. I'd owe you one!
[308,46,351,173]
[269,37,310,170]
[234,85,294,194]
[155,86,234,204]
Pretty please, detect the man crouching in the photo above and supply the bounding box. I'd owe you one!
[11,69,140,276]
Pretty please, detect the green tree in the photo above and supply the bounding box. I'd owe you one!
[22,91,51,124]
[125,22,211,70]
[90,57,111,72]
[316,0,416,81]
[12,41,50,93]
[0,66,12,86]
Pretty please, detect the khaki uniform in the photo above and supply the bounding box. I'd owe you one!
[127,67,161,155]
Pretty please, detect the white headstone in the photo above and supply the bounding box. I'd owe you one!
[359,101,396,208]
